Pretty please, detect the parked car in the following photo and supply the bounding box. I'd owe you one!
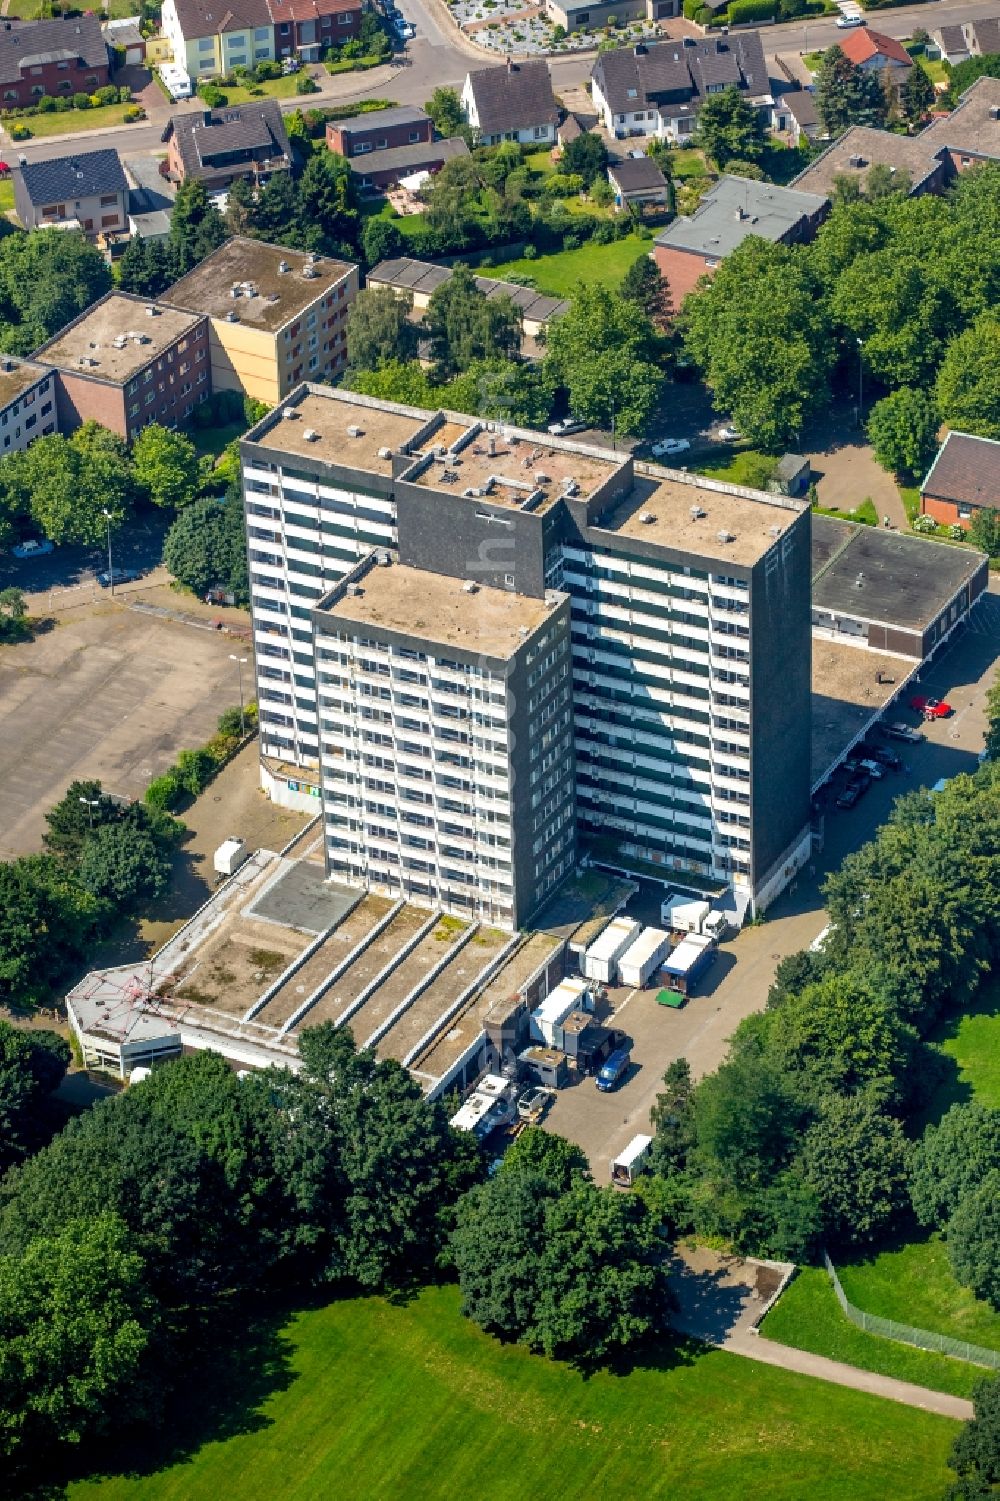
[12,538,54,559]
[516,1086,553,1122]
[97,566,142,588]
[882,721,924,744]
[398,20,415,36]
[836,784,862,809]
[547,416,587,437]
[836,14,862,26]
[596,1044,631,1093]
[717,425,741,442]
[863,743,902,769]
[911,695,953,719]
[842,757,862,777]
[651,438,691,457]
[858,758,885,780]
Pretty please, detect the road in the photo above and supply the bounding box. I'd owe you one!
[546,581,1000,1180]
[9,0,1000,164]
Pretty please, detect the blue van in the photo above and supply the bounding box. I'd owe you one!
[596,1045,631,1092]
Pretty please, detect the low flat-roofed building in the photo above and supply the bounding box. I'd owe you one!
[0,354,58,453]
[33,293,210,439]
[607,155,670,210]
[920,430,1000,530]
[343,135,470,191]
[919,76,1000,173]
[811,513,988,660]
[811,637,916,790]
[366,256,570,345]
[167,237,358,402]
[652,176,828,303]
[325,104,433,158]
[789,124,948,200]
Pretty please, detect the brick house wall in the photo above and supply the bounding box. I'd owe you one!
[0,55,108,109]
[652,244,714,305]
[272,0,361,57]
[920,492,972,528]
[326,115,432,157]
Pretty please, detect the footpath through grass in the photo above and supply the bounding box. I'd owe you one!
[69,1284,958,1501]
[761,1267,985,1399]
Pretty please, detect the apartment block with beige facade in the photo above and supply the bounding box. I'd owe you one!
[167,238,357,405]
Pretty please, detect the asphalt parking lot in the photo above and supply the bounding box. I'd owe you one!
[0,597,254,859]
[546,583,1000,1180]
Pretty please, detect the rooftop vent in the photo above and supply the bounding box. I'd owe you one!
[282,407,300,420]
[854,572,865,588]
[717,529,735,544]
[303,428,320,442]
[229,283,242,298]
[346,583,364,596]
[534,471,550,484]
[690,504,706,519]
[848,154,865,169]
[112,334,128,349]
[563,479,580,497]
[377,550,392,566]
[990,105,1000,120]
[302,265,318,280]
[243,281,258,299]
[278,258,290,273]
[78,356,98,368]
[144,304,160,317]
[487,435,498,456]
[377,445,392,460]
[463,580,479,594]
[346,423,364,438]
[225,310,239,322]
[639,511,657,524]
[0,358,11,372]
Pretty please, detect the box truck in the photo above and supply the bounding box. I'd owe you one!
[658,932,715,997]
[530,977,591,1049]
[582,916,639,985]
[661,896,710,934]
[611,1134,653,1188]
[618,927,673,989]
[213,837,249,878]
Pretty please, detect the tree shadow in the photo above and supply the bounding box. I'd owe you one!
[14,1296,306,1501]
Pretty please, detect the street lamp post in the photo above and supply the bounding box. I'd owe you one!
[78,796,100,830]
[230,654,249,739]
[856,337,864,427]
[102,508,114,596]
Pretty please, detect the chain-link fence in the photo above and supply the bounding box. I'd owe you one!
[823,1251,1000,1371]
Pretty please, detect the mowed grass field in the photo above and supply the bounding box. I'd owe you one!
[499,231,651,298]
[838,1237,1000,1353]
[761,1267,986,1400]
[69,1285,958,1501]
[930,978,1000,1112]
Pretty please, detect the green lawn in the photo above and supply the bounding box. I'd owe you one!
[761,1267,985,1398]
[191,420,246,461]
[695,449,771,485]
[497,231,650,297]
[920,978,1000,1125]
[0,179,13,216]
[837,1236,1000,1355]
[209,74,306,105]
[8,102,139,139]
[6,0,134,13]
[670,147,710,180]
[68,1284,957,1501]
[524,147,556,177]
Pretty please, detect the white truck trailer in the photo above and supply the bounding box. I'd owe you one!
[530,977,591,1049]
[213,837,249,878]
[582,916,639,985]
[611,1133,653,1188]
[618,927,673,989]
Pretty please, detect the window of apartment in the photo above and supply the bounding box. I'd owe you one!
[254,24,269,36]
[3,91,15,101]
[99,194,118,207]
[199,36,214,49]
[958,503,973,520]
[129,402,140,417]
[31,85,44,96]
[57,60,69,69]
[338,10,351,19]
[145,391,156,406]
[101,213,119,227]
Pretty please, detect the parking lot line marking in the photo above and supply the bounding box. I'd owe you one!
[614,987,639,1016]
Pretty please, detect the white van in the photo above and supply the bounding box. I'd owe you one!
[159,64,193,100]
[611,1134,653,1188]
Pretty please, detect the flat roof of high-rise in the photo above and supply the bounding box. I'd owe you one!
[319,556,564,658]
[405,422,623,510]
[33,294,204,385]
[167,238,355,333]
[248,387,435,474]
[599,466,806,567]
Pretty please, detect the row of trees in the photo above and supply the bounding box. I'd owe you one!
[0,421,201,550]
[346,260,671,437]
[643,745,1000,1264]
[681,164,1000,453]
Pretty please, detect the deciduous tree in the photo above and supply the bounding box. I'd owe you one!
[800,1092,910,1244]
[947,1373,1000,1498]
[815,45,888,135]
[619,253,672,325]
[77,821,171,909]
[544,282,664,436]
[347,285,420,371]
[132,424,200,509]
[558,130,608,185]
[948,1172,1000,1310]
[910,1103,1000,1228]
[426,263,521,380]
[694,85,767,166]
[867,387,940,478]
[936,314,1000,440]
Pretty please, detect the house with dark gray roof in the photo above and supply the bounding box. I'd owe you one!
[461,58,559,147]
[918,76,1000,172]
[921,431,1000,530]
[789,124,949,200]
[0,15,108,106]
[933,22,969,64]
[591,33,770,143]
[968,16,1000,55]
[14,148,128,241]
[652,176,828,303]
[346,136,469,191]
[163,100,291,191]
[607,154,669,209]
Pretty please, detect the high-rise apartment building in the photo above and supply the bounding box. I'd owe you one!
[241,385,814,921]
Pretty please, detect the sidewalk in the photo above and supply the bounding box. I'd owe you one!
[668,1245,974,1423]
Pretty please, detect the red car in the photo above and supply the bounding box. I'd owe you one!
[911,696,952,720]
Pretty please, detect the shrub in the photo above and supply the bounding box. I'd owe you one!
[727,0,776,18]
[198,83,228,108]
[54,95,71,111]
[296,73,319,94]
[94,84,119,105]
[175,748,216,796]
[73,92,91,109]
[144,772,183,813]
[9,123,30,140]
[123,105,145,122]
[118,83,132,102]
[522,243,538,259]
[35,95,56,112]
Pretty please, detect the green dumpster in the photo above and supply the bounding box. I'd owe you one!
[656,987,685,1008]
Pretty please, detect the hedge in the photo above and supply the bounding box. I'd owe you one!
[682,0,702,16]
[727,0,777,22]
[144,703,258,813]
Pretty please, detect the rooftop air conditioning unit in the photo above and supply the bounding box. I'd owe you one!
[302,266,317,279]
[690,505,706,519]
[226,310,239,322]
[229,284,241,298]
[717,529,735,543]
[347,424,363,437]
[534,472,550,484]
[346,583,364,596]
[145,304,160,316]
[303,428,320,442]
[278,259,290,273]
[377,446,392,459]
[377,550,392,566]
[639,511,656,524]
[282,407,300,419]
[463,581,479,594]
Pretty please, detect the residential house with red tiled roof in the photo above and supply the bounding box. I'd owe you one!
[837,25,913,76]
[921,431,1000,530]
